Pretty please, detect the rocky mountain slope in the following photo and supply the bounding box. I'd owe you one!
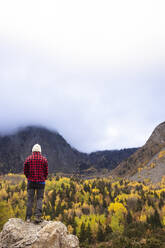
[113,122,165,180]
[130,148,165,183]
[0,218,79,248]
[0,126,137,174]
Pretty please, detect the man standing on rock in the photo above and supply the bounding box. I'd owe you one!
[24,144,48,223]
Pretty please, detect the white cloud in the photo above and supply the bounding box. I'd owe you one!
[0,1,164,152]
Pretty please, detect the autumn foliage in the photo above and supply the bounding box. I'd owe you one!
[1,174,165,247]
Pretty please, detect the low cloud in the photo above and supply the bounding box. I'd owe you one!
[0,0,165,152]
[0,42,164,152]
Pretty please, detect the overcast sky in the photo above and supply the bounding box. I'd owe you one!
[0,0,165,152]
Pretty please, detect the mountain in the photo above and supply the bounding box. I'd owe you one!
[113,122,165,181]
[88,148,137,171]
[0,126,137,174]
[0,126,86,174]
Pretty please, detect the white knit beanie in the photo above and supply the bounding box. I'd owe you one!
[32,144,41,153]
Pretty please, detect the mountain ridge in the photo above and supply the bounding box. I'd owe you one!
[0,125,137,174]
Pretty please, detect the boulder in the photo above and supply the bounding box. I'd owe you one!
[0,218,79,248]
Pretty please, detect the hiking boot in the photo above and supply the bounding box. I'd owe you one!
[34,216,42,224]
[26,217,31,223]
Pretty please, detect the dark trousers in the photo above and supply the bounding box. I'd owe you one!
[26,183,45,219]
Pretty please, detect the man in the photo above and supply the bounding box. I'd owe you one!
[24,144,48,223]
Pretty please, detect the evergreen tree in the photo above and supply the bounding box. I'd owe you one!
[126,211,133,225]
[153,209,162,228]
[86,223,93,244]
[147,209,162,229]
[159,199,164,209]
[103,198,107,209]
[79,222,86,243]
[50,189,56,218]
[105,224,112,235]
[71,214,77,235]
[97,223,105,242]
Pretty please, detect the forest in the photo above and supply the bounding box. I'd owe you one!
[1,174,165,247]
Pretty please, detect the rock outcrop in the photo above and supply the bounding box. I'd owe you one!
[0,218,79,248]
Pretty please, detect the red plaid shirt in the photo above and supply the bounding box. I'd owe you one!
[24,152,48,182]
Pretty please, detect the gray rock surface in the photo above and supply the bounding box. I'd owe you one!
[131,148,165,184]
[0,218,79,248]
[146,122,165,146]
